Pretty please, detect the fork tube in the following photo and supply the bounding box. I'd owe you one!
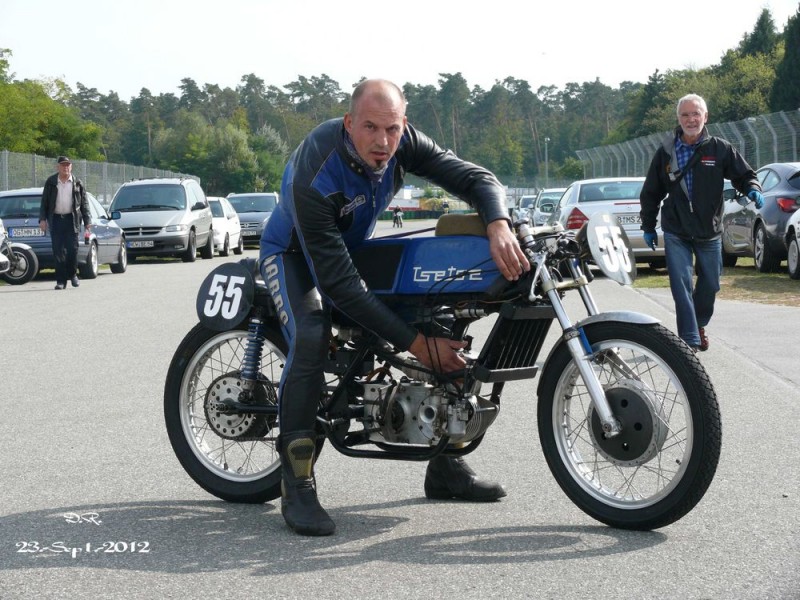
[567,259,600,316]
[540,266,622,437]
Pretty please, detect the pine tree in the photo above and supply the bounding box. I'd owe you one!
[770,5,800,111]
[739,9,779,56]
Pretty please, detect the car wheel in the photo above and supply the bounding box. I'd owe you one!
[788,238,800,280]
[200,228,214,259]
[754,224,780,273]
[233,234,244,255]
[110,239,128,273]
[182,230,197,263]
[79,242,99,279]
[220,234,230,257]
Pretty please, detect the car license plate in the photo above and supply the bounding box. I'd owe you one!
[616,215,641,225]
[9,227,43,238]
[242,230,259,237]
[128,240,155,248]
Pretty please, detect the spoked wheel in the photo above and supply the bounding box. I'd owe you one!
[1,245,38,285]
[537,321,721,530]
[164,322,287,503]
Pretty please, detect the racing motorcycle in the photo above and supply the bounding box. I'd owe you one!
[0,218,38,285]
[164,212,721,530]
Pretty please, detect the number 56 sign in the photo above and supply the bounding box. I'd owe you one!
[584,212,637,285]
[195,262,255,330]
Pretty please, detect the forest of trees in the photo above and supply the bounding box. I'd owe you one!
[1,7,799,195]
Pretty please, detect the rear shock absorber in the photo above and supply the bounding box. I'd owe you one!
[240,313,266,392]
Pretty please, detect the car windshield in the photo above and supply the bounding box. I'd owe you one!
[580,182,643,202]
[111,184,186,211]
[228,194,277,212]
[538,192,563,202]
[0,195,40,219]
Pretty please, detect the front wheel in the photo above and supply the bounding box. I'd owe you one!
[164,321,287,503]
[537,321,721,530]
[1,245,38,285]
[79,242,99,279]
[754,224,780,272]
[788,238,800,280]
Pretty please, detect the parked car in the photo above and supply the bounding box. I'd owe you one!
[531,187,566,226]
[784,209,800,279]
[208,196,243,257]
[226,192,279,247]
[549,177,663,266]
[721,162,800,272]
[109,178,214,262]
[0,187,127,279]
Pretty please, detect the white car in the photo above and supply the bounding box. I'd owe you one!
[208,196,243,256]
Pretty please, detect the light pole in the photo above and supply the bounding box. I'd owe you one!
[544,137,550,187]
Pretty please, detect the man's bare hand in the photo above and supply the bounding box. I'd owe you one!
[408,333,467,373]
[487,219,529,280]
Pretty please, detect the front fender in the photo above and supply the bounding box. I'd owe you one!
[536,311,660,397]
[575,311,659,328]
[8,241,34,252]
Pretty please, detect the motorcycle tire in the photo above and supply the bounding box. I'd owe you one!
[164,321,289,503]
[1,245,38,285]
[537,321,721,530]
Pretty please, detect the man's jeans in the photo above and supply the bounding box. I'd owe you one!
[663,232,722,348]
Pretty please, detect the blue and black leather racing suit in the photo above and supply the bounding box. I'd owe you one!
[259,117,509,432]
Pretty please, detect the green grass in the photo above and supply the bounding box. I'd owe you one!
[633,257,800,307]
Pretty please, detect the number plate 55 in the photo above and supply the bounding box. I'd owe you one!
[584,212,637,285]
[196,262,255,330]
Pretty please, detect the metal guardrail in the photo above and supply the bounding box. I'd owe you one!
[0,150,198,204]
[576,110,800,178]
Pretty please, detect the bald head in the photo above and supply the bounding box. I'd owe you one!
[349,79,407,117]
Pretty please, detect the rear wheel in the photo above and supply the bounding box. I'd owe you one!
[164,322,288,503]
[233,234,244,255]
[110,240,127,273]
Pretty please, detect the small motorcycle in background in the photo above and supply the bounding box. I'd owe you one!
[0,218,38,285]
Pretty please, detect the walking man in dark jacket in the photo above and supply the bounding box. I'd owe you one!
[259,79,529,536]
[39,156,92,289]
[639,94,763,351]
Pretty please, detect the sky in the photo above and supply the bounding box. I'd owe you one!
[2,0,798,101]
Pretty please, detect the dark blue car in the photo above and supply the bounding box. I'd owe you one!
[721,162,800,272]
[0,187,128,278]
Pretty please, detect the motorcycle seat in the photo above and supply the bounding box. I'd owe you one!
[434,214,487,237]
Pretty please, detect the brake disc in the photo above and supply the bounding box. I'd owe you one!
[587,379,668,467]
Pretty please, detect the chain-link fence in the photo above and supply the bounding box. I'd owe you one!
[576,109,800,178]
[0,150,198,205]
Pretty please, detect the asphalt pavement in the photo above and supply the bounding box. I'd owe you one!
[0,223,798,600]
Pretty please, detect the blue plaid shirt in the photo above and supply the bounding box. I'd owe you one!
[675,133,705,201]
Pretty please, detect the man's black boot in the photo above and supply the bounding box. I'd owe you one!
[424,455,507,502]
[279,431,335,536]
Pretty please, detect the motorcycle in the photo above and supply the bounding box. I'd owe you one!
[0,218,38,285]
[164,212,721,530]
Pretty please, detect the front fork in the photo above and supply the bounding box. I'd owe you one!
[534,257,623,438]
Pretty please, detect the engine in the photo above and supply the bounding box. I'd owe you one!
[361,375,498,446]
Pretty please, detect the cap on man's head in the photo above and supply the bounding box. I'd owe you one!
[57,155,71,164]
